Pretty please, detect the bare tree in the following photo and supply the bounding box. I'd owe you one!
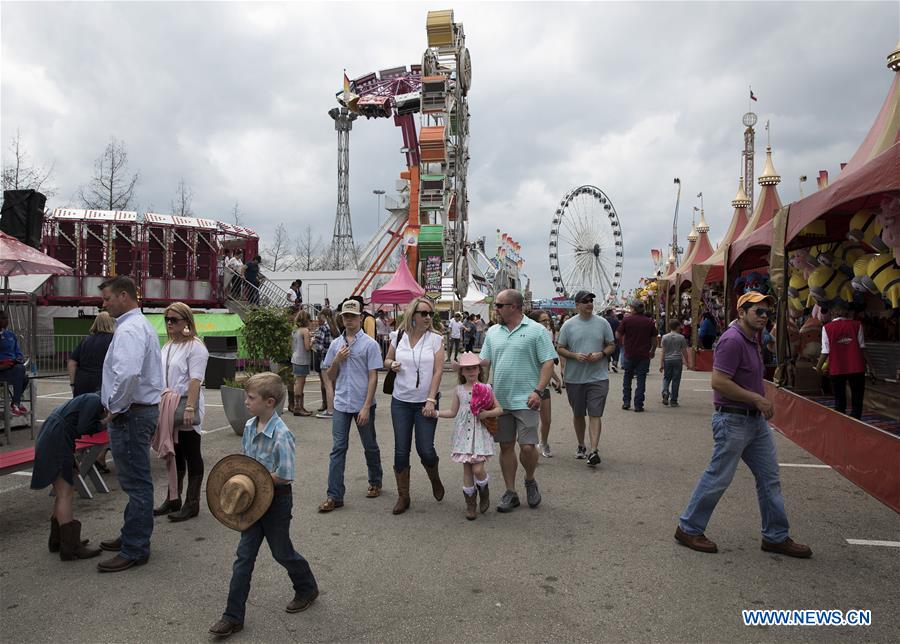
[262,223,293,271]
[293,225,323,270]
[171,177,193,216]
[1,129,57,196]
[78,137,139,211]
[231,201,244,226]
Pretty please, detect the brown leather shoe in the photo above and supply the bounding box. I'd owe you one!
[99,537,122,552]
[761,537,812,558]
[365,484,382,498]
[674,526,718,553]
[97,554,149,573]
[317,498,344,513]
[285,589,319,613]
[209,618,243,638]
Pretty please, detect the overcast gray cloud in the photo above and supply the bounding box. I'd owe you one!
[2,1,898,298]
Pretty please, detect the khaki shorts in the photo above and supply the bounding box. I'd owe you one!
[566,380,609,417]
[495,409,540,445]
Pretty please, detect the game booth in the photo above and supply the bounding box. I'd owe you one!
[727,44,900,513]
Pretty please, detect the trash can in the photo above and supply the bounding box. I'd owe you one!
[203,337,238,389]
[205,353,237,389]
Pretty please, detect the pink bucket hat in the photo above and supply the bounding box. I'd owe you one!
[458,352,481,367]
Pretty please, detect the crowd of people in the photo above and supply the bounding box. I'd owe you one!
[15,277,824,638]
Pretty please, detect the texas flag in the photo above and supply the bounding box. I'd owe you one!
[750,89,758,102]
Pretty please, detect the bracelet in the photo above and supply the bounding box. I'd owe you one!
[426,398,437,404]
[533,388,543,395]
[184,406,195,412]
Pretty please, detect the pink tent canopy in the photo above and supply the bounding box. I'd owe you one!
[0,231,72,278]
[370,259,425,304]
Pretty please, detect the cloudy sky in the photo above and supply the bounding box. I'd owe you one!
[2,1,898,298]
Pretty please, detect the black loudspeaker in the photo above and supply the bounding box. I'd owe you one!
[0,189,46,248]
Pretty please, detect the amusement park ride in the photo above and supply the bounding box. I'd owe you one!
[340,9,473,302]
[548,185,624,309]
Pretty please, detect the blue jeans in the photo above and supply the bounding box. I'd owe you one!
[391,397,439,472]
[108,406,158,560]
[622,356,650,408]
[224,491,318,624]
[611,345,621,366]
[662,361,683,403]
[0,363,26,404]
[679,412,790,543]
[327,407,382,502]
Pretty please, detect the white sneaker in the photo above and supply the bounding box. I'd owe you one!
[539,442,553,458]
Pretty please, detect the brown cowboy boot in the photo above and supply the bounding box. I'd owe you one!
[154,469,184,516]
[168,475,202,522]
[424,463,445,501]
[464,490,478,520]
[477,482,490,514]
[49,516,88,552]
[392,467,411,515]
[59,520,101,560]
[287,389,296,413]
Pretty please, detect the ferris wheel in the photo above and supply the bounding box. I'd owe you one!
[549,185,624,308]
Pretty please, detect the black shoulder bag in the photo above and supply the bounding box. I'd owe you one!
[382,329,404,395]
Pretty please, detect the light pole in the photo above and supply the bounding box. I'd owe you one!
[373,189,385,228]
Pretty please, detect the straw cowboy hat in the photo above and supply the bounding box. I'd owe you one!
[206,454,275,531]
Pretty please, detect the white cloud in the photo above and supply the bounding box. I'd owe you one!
[1,1,897,298]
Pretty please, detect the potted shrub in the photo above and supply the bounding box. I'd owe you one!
[222,306,294,436]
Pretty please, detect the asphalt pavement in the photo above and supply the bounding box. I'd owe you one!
[1,369,897,643]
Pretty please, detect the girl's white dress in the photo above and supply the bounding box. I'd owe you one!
[450,385,495,464]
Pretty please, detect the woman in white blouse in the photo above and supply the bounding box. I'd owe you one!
[383,297,445,515]
[153,302,209,522]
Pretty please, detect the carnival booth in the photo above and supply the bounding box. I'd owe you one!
[750,44,900,513]
[669,210,714,369]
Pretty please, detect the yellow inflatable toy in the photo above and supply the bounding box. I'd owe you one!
[847,209,889,253]
[787,270,809,313]
[832,243,866,273]
[852,253,879,293]
[866,253,900,309]
[806,264,853,305]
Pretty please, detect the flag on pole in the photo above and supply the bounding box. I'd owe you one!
[750,89,757,102]
[343,70,352,101]
[765,120,770,131]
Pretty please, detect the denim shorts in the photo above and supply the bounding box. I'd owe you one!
[292,363,310,377]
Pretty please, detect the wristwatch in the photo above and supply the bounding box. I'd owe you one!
[533,388,542,395]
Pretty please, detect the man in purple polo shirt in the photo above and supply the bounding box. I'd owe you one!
[675,291,811,558]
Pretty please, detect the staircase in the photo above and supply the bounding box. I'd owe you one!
[223,266,293,321]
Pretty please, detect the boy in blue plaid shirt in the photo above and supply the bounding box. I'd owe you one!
[210,372,319,638]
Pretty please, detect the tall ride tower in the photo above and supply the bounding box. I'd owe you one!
[326,107,359,270]
[742,110,757,208]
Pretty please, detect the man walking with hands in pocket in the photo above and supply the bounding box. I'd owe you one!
[675,291,811,558]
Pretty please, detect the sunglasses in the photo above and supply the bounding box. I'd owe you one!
[494,302,511,309]
[415,310,433,317]
[164,316,185,325]
[753,308,771,317]
[577,299,594,304]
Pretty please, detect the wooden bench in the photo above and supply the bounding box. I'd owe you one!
[0,431,110,499]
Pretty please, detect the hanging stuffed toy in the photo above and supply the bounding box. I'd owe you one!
[874,193,900,258]
[866,253,900,309]
[847,209,889,253]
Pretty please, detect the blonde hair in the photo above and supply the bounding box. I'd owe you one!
[398,297,443,335]
[295,310,310,327]
[245,372,285,407]
[164,302,197,342]
[90,311,115,334]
